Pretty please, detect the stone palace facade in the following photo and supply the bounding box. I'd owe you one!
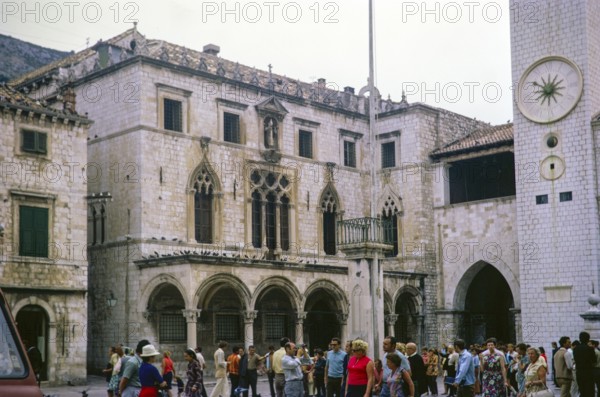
[5,0,600,380]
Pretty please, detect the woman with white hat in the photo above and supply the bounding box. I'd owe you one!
[139,344,167,397]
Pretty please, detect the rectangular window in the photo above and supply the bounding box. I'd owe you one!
[19,206,48,257]
[536,194,548,205]
[21,130,47,154]
[224,112,241,143]
[159,313,186,342]
[265,314,286,340]
[381,142,396,168]
[344,141,356,168]
[299,130,313,158]
[559,191,572,202]
[448,152,516,204]
[216,313,241,341]
[164,98,183,132]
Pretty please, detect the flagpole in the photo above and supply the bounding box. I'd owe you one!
[368,0,381,359]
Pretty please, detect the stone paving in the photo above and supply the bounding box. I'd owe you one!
[40,374,561,397]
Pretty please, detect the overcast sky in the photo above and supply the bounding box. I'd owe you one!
[1,0,513,124]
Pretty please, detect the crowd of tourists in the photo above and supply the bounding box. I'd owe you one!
[100,331,600,397]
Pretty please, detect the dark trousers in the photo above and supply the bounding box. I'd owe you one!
[578,370,594,397]
[315,376,325,397]
[268,371,276,397]
[230,374,240,397]
[577,370,595,397]
[244,369,258,397]
[326,377,343,397]
[427,376,438,395]
[346,385,367,397]
[201,371,208,397]
[275,373,286,397]
[457,385,474,397]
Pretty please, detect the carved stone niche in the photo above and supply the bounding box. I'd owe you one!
[255,96,288,151]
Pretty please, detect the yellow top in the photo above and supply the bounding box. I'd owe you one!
[272,347,286,374]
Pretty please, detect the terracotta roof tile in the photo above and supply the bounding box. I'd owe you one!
[0,83,89,121]
[431,123,513,158]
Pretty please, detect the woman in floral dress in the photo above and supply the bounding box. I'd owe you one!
[480,338,509,396]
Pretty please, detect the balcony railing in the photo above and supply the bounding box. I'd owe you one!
[337,217,394,249]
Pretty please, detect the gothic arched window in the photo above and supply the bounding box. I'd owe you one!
[321,189,338,255]
[252,191,262,248]
[382,196,400,257]
[194,167,215,243]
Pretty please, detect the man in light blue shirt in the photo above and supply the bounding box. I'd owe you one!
[377,336,411,397]
[325,337,346,397]
[452,339,475,397]
[282,342,311,397]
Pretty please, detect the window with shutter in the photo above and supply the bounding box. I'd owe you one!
[21,130,47,154]
[19,206,48,257]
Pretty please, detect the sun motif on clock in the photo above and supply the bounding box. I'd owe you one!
[532,74,565,106]
[517,56,583,124]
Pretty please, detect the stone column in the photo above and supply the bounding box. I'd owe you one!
[187,189,196,243]
[48,321,57,382]
[296,311,307,344]
[182,309,202,349]
[385,314,398,338]
[509,308,522,343]
[336,313,349,342]
[244,310,258,349]
[261,201,267,248]
[275,202,282,253]
[416,315,425,349]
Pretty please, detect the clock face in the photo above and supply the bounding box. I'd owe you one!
[517,56,583,124]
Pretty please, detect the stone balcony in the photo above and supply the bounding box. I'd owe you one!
[337,217,395,258]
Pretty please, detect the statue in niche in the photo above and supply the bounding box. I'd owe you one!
[264,117,278,149]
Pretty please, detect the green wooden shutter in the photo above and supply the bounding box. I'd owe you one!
[37,133,47,154]
[22,131,36,152]
[19,206,48,257]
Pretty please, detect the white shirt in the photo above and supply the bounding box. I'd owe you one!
[565,348,575,370]
[196,352,205,368]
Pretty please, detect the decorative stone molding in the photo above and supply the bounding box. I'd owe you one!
[243,310,258,322]
[385,314,398,325]
[182,309,202,323]
[296,311,307,323]
[336,312,349,324]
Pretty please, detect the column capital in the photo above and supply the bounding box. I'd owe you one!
[296,311,308,323]
[244,310,258,322]
[385,314,399,325]
[182,309,202,323]
[336,312,348,325]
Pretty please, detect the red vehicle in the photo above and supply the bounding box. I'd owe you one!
[0,287,43,397]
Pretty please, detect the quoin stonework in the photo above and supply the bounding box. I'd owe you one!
[3,0,600,383]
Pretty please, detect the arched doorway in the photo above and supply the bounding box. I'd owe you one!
[463,264,515,344]
[199,285,245,348]
[394,293,419,343]
[305,290,341,352]
[147,284,186,345]
[254,288,295,352]
[16,305,49,381]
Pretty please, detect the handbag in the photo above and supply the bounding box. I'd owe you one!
[527,385,553,397]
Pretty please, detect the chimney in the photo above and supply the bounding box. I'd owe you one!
[344,86,355,94]
[203,44,220,56]
[317,78,326,88]
[63,86,76,113]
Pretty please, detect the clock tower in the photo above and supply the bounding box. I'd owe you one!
[511,0,600,344]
